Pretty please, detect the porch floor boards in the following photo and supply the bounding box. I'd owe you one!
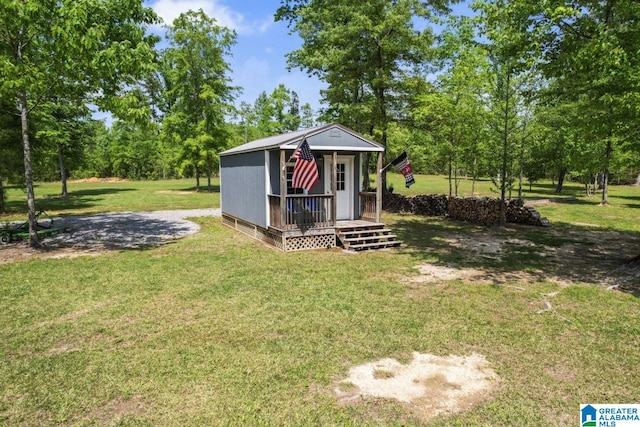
[336,220,384,228]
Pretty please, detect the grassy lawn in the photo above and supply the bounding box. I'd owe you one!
[1,175,639,425]
[2,178,220,221]
[387,173,640,234]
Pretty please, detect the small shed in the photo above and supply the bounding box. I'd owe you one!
[219,123,401,251]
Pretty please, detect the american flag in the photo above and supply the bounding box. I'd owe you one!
[292,139,319,191]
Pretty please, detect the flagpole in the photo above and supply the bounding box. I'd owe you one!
[286,132,309,163]
[380,150,407,173]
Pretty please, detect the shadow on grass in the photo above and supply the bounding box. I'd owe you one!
[4,188,135,215]
[522,182,586,196]
[177,185,220,193]
[523,197,597,206]
[43,211,201,251]
[389,214,640,298]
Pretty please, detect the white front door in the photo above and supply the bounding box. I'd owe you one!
[324,155,353,220]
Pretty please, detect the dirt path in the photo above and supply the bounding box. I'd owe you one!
[0,209,220,264]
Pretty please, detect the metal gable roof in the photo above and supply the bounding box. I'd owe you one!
[219,123,384,156]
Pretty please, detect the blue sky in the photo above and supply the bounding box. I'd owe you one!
[94,1,473,123]
[146,0,325,112]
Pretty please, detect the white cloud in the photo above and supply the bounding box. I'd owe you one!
[150,0,269,35]
[256,17,275,34]
[233,56,272,101]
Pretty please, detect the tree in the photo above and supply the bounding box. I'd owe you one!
[276,0,450,192]
[253,84,303,137]
[411,16,491,196]
[0,0,158,247]
[475,0,640,205]
[0,100,22,213]
[34,100,93,197]
[162,9,237,192]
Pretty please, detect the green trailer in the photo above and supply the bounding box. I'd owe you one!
[1,211,63,244]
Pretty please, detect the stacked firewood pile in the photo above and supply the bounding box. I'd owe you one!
[448,196,503,226]
[505,200,550,226]
[383,193,448,216]
[383,193,549,227]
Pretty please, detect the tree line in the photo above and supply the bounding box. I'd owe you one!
[1,0,639,245]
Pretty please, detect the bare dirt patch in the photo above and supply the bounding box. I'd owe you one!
[410,264,483,283]
[154,190,196,195]
[335,352,499,423]
[69,177,128,183]
[406,224,640,293]
[91,396,150,424]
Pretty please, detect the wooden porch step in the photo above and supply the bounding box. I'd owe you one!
[348,240,402,251]
[340,228,393,237]
[344,234,397,243]
[335,223,402,252]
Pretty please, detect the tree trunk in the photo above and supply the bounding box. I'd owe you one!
[448,153,453,197]
[58,145,68,197]
[499,71,511,227]
[635,171,640,187]
[517,145,523,201]
[471,154,477,196]
[454,151,460,197]
[195,166,200,192]
[601,139,612,206]
[380,133,388,194]
[518,114,527,201]
[0,174,5,214]
[361,152,371,190]
[555,168,567,194]
[19,91,41,248]
[206,168,212,193]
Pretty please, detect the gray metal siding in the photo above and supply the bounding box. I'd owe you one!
[269,150,280,194]
[305,131,379,151]
[220,151,267,228]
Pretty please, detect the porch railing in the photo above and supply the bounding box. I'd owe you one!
[359,192,377,221]
[268,194,334,230]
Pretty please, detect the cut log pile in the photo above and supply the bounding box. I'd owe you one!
[383,193,449,216]
[383,193,549,227]
[448,197,503,226]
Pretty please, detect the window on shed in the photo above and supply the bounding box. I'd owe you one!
[286,166,305,195]
[286,157,323,194]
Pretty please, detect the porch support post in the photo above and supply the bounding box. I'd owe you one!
[332,151,337,226]
[280,150,287,247]
[376,152,382,223]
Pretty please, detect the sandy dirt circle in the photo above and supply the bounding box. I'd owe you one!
[335,352,498,422]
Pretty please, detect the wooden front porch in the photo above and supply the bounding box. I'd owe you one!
[267,192,378,231]
[223,192,399,252]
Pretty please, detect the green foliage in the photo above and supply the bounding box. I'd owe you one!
[0,0,159,244]
[160,9,237,190]
[1,178,220,218]
[276,0,449,193]
[474,0,640,203]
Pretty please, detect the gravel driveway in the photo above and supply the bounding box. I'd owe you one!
[43,209,221,250]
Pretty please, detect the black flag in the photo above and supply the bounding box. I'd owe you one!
[390,151,415,188]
